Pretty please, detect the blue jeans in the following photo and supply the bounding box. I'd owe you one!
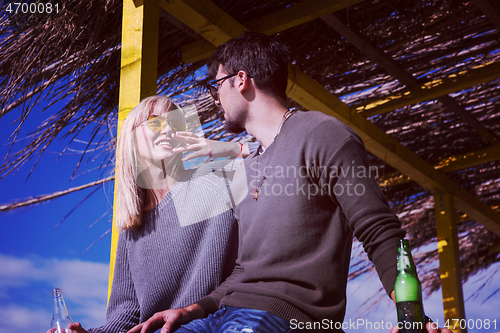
[169,306,306,333]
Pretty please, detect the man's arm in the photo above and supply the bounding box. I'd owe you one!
[322,133,405,295]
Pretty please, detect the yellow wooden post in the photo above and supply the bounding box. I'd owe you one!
[109,0,159,301]
[433,191,467,333]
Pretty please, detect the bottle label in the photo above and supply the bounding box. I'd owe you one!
[396,301,425,333]
[397,256,411,270]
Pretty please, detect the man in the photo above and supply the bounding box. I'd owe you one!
[128,32,450,333]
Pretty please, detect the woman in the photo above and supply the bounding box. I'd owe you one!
[66,96,253,333]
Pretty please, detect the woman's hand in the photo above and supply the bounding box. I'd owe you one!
[172,132,247,162]
[127,303,204,333]
[46,322,88,333]
[68,322,89,333]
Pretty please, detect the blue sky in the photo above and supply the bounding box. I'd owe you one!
[1,100,499,333]
[0,102,113,332]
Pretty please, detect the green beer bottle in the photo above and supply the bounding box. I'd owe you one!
[394,239,426,333]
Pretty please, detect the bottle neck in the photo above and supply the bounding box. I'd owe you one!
[397,239,417,275]
[52,289,69,318]
[395,239,423,304]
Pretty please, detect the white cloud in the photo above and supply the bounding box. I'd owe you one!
[0,253,47,284]
[48,258,109,327]
[0,304,51,333]
[50,258,110,301]
[0,254,36,278]
[0,253,108,330]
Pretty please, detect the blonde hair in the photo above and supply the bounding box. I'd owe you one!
[115,96,185,230]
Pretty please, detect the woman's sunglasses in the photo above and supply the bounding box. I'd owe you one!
[146,115,186,133]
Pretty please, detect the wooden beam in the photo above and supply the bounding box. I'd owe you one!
[490,239,500,253]
[159,0,245,47]
[110,0,159,301]
[163,0,500,236]
[355,60,500,117]
[380,144,500,187]
[179,0,366,63]
[323,13,499,145]
[322,8,500,174]
[159,8,201,40]
[473,0,500,32]
[438,95,499,145]
[434,191,467,333]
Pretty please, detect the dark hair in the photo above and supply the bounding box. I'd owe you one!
[208,31,290,104]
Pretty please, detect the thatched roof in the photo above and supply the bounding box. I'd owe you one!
[1,0,499,295]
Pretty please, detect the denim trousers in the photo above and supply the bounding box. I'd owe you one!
[164,306,306,333]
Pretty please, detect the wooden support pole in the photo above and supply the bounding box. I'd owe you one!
[433,191,467,333]
[109,0,159,301]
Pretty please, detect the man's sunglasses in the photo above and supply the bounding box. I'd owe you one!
[145,115,186,133]
[207,72,253,101]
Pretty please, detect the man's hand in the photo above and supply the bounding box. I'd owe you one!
[389,321,453,333]
[127,303,204,333]
[389,290,452,333]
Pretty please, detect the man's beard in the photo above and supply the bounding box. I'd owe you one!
[224,119,245,134]
[221,104,246,133]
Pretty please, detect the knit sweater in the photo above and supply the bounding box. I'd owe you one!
[196,111,405,331]
[89,161,239,333]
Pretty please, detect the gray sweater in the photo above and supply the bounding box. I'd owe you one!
[90,161,238,333]
[196,111,405,330]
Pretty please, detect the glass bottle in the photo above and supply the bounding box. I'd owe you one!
[394,239,426,333]
[50,288,74,333]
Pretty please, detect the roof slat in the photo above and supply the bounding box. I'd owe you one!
[322,13,499,145]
